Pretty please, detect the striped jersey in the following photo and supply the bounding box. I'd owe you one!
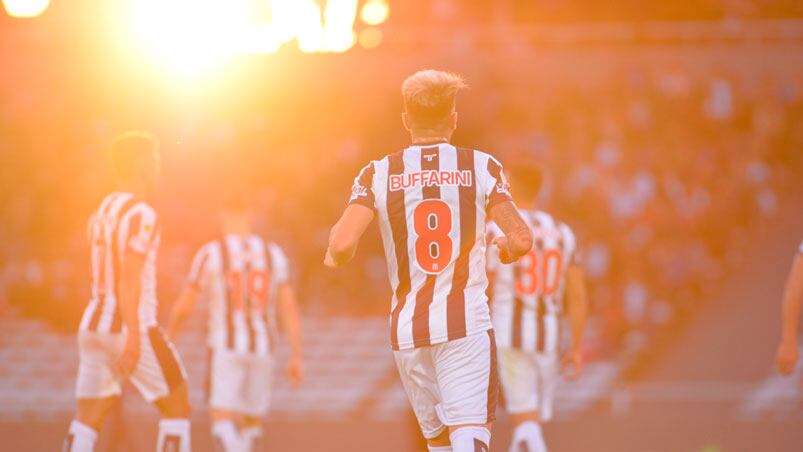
[348,143,513,350]
[187,234,290,356]
[80,192,161,333]
[487,209,579,354]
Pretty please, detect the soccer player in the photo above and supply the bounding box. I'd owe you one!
[64,132,192,452]
[487,166,587,452]
[167,192,303,452]
[324,70,533,452]
[775,241,803,376]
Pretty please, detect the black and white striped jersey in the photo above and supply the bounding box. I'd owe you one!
[80,192,161,333]
[187,234,290,356]
[488,209,579,354]
[348,142,513,351]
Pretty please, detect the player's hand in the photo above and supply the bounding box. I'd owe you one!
[323,248,338,268]
[776,341,799,375]
[286,355,304,388]
[492,237,515,264]
[561,348,583,381]
[115,338,141,377]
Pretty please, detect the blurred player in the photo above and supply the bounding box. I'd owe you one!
[775,241,803,375]
[167,191,304,452]
[324,70,533,452]
[64,132,192,452]
[487,167,587,452]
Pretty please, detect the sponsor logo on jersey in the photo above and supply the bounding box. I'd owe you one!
[350,183,369,201]
[389,170,473,191]
[495,181,511,195]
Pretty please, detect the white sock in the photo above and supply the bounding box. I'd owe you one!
[157,418,191,452]
[428,445,453,451]
[449,427,491,452]
[241,426,263,452]
[212,420,245,452]
[64,420,97,452]
[509,421,547,452]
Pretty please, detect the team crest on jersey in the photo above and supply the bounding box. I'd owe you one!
[389,170,473,191]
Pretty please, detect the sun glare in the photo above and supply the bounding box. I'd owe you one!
[2,0,50,18]
[132,0,364,76]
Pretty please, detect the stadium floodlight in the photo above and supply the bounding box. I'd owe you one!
[2,0,50,18]
[360,0,389,26]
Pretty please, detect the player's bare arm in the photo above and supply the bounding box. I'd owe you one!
[489,200,533,264]
[324,203,375,268]
[114,250,146,377]
[562,263,588,380]
[278,283,304,387]
[166,285,201,340]
[776,252,803,375]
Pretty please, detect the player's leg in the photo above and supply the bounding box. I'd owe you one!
[432,330,499,452]
[426,428,452,451]
[154,382,193,451]
[65,397,119,452]
[498,348,547,452]
[209,409,246,452]
[241,415,264,452]
[393,346,451,450]
[509,412,546,452]
[239,354,272,452]
[206,349,250,452]
[130,327,192,452]
[448,423,492,452]
[65,331,125,451]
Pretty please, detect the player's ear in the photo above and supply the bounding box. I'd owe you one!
[402,112,412,131]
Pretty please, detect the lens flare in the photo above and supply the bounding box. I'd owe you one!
[2,0,50,18]
[360,0,389,26]
[359,27,383,49]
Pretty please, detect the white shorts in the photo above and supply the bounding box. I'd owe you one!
[75,327,187,403]
[498,347,558,421]
[393,330,499,439]
[208,348,274,417]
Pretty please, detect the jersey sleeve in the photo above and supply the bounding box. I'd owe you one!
[122,204,159,256]
[562,224,581,266]
[187,244,212,289]
[269,244,292,285]
[347,161,376,210]
[483,155,513,211]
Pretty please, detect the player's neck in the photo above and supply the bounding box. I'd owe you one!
[116,179,147,199]
[222,221,252,236]
[409,129,452,145]
[223,227,252,236]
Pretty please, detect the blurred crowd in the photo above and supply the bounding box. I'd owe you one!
[389,0,803,23]
[0,43,802,358]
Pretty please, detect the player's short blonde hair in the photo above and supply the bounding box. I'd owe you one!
[402,70,467,128]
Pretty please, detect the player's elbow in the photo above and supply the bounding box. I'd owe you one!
[328,237,356,264]
[510,229,533,259]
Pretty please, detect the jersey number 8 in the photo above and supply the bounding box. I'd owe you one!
[413,199,454,274]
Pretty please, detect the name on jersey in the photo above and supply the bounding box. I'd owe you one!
[389,170,473,191]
